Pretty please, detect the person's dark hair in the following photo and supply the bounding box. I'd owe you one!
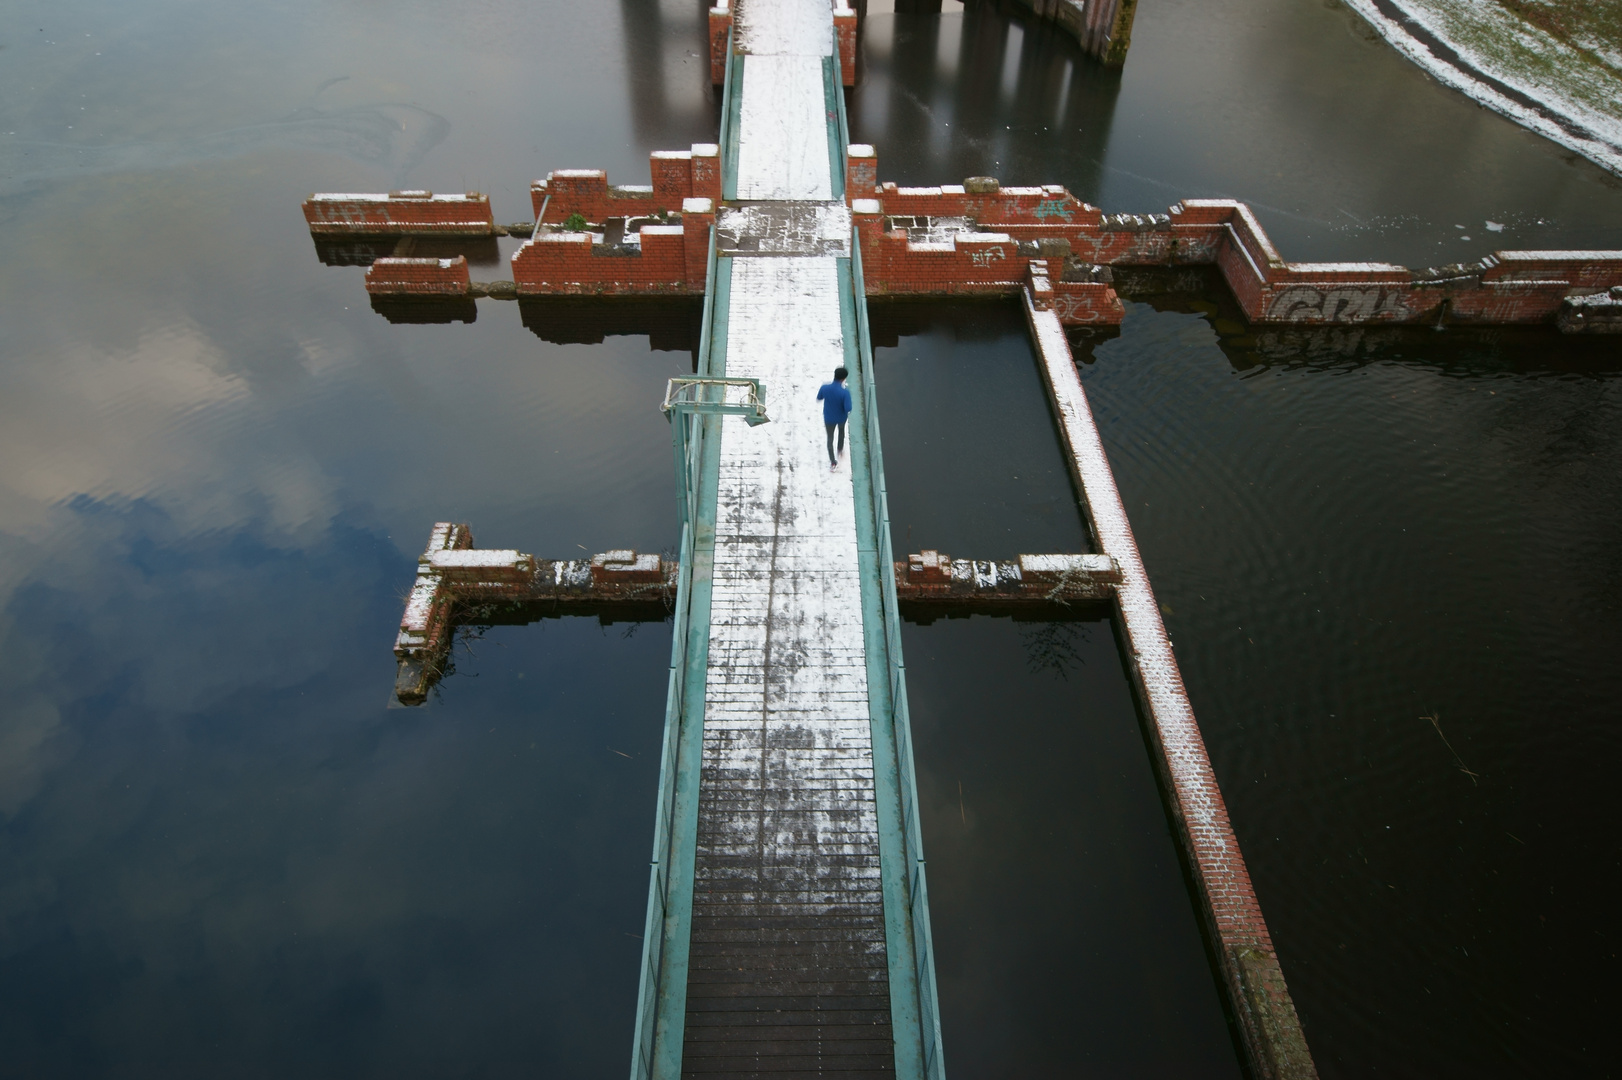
[833,367,849,381]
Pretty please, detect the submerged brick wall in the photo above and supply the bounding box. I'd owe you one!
[303,192,494,235]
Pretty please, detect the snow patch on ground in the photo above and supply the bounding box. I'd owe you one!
[1341,0,1622,176]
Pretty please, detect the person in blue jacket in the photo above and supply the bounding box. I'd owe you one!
[816,366,853,471]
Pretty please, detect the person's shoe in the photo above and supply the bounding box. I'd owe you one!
[830,461,837,472]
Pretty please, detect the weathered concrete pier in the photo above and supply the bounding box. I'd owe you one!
[304,2,1622,1077]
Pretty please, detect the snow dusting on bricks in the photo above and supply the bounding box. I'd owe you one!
[364,256,470,296]
[303,192,494,235]
[530,146,721,222]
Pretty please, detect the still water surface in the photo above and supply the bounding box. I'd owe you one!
[2,0,1619,1075]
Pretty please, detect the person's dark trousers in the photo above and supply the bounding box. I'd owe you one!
[825,421,846,465]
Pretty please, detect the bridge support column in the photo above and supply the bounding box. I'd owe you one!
[981,0,1138,69]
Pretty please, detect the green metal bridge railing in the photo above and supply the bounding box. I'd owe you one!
[849,225,948,1080]
[627,212,721,1080]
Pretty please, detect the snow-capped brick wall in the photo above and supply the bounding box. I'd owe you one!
[509,227,696,296]
[303,192,494,235]
[709,6,733,84]
[1024,295,1317,1077]
[364,256,471,296]
[849,160,1622,326]
[530,145,722,222]
[589,550,665,585]
[834,2,857,86]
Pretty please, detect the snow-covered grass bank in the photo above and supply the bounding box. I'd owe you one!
[1340,0,1622,176]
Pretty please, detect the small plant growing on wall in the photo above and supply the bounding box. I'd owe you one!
[564,212,588,231]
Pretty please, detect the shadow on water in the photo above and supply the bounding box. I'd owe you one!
[519,298,703,359]
[853,5,1121,193]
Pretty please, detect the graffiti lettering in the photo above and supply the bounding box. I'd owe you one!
[969,246,1007,267]
[1265,284,1411,324]
[1052,293,1104,323]
[1032,197,1075,222]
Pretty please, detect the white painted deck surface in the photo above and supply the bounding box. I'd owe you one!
[735,55,834,201]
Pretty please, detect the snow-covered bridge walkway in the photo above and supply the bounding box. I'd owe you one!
[632,2,940,1078]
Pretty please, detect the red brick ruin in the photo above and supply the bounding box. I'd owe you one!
[310,142,1622,333]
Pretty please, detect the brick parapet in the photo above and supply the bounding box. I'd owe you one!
[683,199,717,286]
[853,205,1126,323]
[1051,279,1126,324]
[708,4,732,85]
[390,524,682,704]
[894,550,1122,610]
[847,144,878,204]
[304,192,494,236]
[834,1,857,86]
[365,256,471,296]
[510,227,698,296]
[532,145,721,222]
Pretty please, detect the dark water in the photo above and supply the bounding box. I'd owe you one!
[0,0,710,1075]
[1080,297,1622,1075]
[856,0,1622,265]
[852,5,1622,1075]
[872,301,1239,1077]
[3,0,1621,1076]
